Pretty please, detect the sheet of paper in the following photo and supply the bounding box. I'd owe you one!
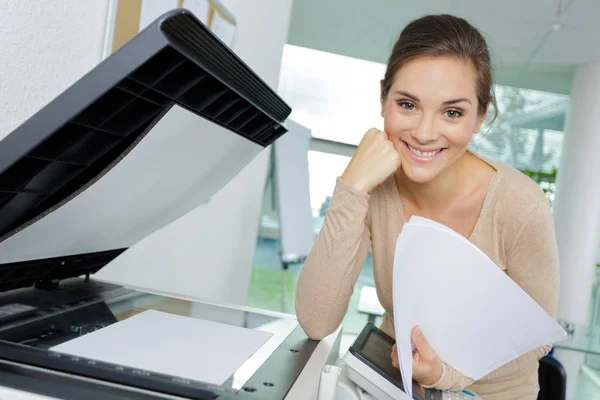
[139,0,179,31]
[182,0,210,25]
[52,310,273,385]
[392,232,415,395]
[407,216,472,246]
[211,10,236,47]
[393,217,566,398]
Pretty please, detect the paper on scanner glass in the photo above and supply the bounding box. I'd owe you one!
[393,216,567,398]
[51,309,274,387]
[0,8,316,400]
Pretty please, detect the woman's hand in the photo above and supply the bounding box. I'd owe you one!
[411,325,442,386]
[341,128,401,193]
[390,326,443,387]
[391,343,399,369]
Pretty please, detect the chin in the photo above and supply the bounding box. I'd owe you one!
[399,162,442,184]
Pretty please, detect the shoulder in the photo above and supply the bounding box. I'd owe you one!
[480,156,554,245]
[484,157,549,212]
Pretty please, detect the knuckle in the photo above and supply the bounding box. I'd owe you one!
[373,129,384,137]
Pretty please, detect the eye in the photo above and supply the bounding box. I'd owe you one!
[398,101,416,111]
[444,109,463,119]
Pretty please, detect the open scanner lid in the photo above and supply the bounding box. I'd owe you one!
[0,9,291,293]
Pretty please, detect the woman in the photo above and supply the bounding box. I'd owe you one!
[295,14,560,400]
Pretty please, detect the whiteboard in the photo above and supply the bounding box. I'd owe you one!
[273,120,314,261]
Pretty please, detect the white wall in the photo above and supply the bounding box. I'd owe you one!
[0,0,295,306]
[0,0,109,138]
[95,0,295,306]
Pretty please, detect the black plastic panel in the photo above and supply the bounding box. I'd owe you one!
[160,12,290,143]
[0,109,165,241]
[0,361,179,400]
[0,251,124,293]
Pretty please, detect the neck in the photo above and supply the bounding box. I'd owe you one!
[395,153,471,211]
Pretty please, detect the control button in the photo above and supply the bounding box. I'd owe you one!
[462,390,475,397]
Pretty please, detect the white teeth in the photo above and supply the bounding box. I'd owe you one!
[408,145,440,158]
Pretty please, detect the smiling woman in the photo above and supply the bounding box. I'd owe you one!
[295,13,560,400]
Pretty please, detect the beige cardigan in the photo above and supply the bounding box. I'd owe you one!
[295,156,560,400]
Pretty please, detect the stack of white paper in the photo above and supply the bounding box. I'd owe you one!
[52,310,273,385]
[392,216,567,398]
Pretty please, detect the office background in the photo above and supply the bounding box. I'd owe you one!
[1,1,599,399]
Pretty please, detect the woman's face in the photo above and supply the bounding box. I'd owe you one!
[381,56,487,184]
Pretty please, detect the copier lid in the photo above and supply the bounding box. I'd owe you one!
[0,9,291,292]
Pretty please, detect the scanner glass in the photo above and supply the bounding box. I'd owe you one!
[0,281,300,396]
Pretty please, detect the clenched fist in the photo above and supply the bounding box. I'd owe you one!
[341,128,401,193]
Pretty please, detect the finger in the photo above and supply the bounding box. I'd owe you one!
[376,128,388,140]
[390,148,401,167]
[366,127,382,137]
[412,352,426,377]
[411,325,436,360]
[359,128,378,145]
[391,348,399,369]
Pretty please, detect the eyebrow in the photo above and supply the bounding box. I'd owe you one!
[393,90,472,106]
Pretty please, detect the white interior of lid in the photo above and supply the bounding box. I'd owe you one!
[0,105,262,264]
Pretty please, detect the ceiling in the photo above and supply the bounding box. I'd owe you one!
[287,0,600,94]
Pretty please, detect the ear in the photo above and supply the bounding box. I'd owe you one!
[474,97,492,134]
[474,114,485,134]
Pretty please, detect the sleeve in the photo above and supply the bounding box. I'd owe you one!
[295,177,372,340]
[423,200,560,391]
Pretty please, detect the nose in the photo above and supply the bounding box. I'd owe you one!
[412,114,439,144]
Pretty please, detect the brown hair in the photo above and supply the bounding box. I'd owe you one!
[381,14,497,120]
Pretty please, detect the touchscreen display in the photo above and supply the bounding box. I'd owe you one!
[361,331,403,384]
[359,330,429,399]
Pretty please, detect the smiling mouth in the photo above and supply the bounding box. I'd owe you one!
[403,141,446,160]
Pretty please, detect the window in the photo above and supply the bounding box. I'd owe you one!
[307,150,350,227]
[278,44,385,145]
[470,85,568,207]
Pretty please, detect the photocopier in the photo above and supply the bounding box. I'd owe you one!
[0,8,341,400]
